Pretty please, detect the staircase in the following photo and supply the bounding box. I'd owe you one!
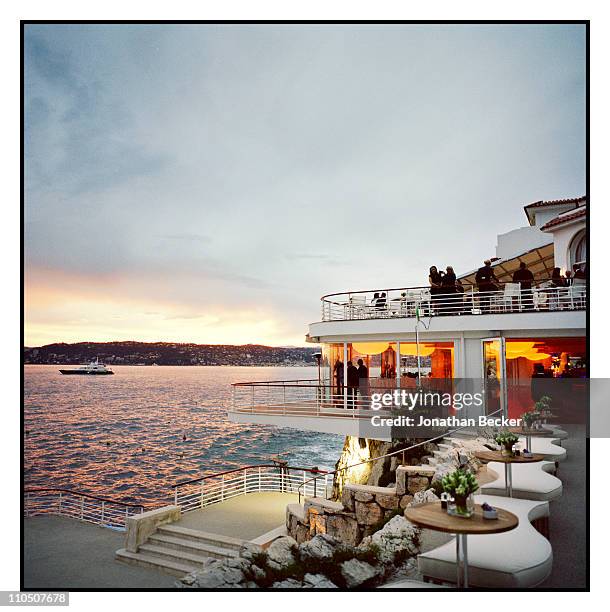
[116,524,251,577]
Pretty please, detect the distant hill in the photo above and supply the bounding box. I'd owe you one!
[23,341,318,366]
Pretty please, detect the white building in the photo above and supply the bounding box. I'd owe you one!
[228,197,587,440]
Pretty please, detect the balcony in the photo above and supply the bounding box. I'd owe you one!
[319,283,586,322]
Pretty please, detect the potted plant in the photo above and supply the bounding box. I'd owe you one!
[494,432,519,457]
[441,469,479,518]
[522,411,539,429]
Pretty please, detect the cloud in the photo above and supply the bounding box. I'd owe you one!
[24,24,586,344]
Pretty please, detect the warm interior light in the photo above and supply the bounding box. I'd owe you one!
[351,342,390,355]
[399,343,435,357]
[505,342,536,357]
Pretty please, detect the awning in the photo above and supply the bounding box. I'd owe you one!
[459,242,555,286]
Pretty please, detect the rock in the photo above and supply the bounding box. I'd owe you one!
[376,493,399,510]
[272,578,303,588]
[250,564,266,582]
[243,581,259,589]
[299,534,340,561]
[354,491,374,503]
[309,511,327,535]
[241,544,264,562]
[407,476,430,494]
[340,558,379,588]
[303,573,338,589]
[407,489,440,507]
[266,536,297,570]
[326,513,361,547]
[366,515,420,564]
[355,500,384,525]
[294,523,310,544]
[399,494,414,509]
[341,488,355,511]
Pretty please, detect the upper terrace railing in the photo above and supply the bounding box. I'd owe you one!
[231,378,430,418]
[172,464,329,513]
[320,282,587,322]
[23,488,146,530]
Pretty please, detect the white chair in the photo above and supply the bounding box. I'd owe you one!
[417,495,552,588]
[501,283,521,312]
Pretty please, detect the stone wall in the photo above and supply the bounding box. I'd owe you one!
[287,465,436,547]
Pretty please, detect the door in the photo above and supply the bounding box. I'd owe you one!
[481,337,507,418]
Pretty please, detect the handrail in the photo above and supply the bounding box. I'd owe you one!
[23,487,146,509]
[232,379,319,387]
[173,464,327,488]
[296,406,504,503]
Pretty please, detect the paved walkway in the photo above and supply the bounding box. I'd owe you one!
[24,515,177,589]
[176,492,298,539]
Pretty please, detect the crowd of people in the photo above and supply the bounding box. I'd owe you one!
[425,260,587,314]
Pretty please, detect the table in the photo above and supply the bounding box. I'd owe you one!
[405,501,518,588]
[508,426,556,450]
[474,450,544,497]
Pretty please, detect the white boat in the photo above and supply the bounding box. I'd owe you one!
[59,359,114,376]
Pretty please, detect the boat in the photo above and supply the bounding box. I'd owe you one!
[59,359,114,375]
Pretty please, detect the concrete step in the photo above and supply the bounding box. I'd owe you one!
[138,542,230,566]
[115,547,199,577]
[157,524,247,551]
[147,533,239,559]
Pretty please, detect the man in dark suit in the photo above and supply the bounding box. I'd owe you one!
[512,261,535,310]
[475,259,499,313]
[347,361,359,408]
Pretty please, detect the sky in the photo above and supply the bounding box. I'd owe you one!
[24,24,586,347]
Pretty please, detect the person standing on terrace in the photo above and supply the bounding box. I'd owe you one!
[441,265,457,314]
[346,361,359,408]
[429,266,443,314]
[475,259,499,313]
[357,359,370,408]
[512,261,535,310]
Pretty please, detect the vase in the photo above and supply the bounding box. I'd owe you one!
[501,444,515,458]
[447,494,474,518]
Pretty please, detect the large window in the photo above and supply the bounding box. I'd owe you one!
[505,337,586,417]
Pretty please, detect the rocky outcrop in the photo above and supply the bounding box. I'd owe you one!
[359,515,420,564]
[340,558,380,588]
[266,536,297,570]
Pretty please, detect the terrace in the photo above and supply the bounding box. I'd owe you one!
[319,282,586,322]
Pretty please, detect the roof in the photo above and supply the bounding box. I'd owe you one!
[458,242,555,285]
[524,195,586,225]
[540,206,587,231]
[524,196,586,210]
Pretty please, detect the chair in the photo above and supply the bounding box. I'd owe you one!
[480,461,562,502]
[501,283,521,312]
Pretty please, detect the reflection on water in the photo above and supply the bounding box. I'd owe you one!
[24,365,343,506]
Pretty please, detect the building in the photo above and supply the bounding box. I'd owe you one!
[228,197,587,440]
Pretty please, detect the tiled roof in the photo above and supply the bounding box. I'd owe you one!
[525,196,586,210]
[540,207,587,231]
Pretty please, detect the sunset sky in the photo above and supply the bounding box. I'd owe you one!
[24,24,585,347]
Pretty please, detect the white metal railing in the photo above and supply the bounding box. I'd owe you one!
[172,465,329,513]
[320,283,587,322]
[24,488,145,530]
[231,379,454,418]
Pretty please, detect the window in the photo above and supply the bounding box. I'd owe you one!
[570,230,587,270]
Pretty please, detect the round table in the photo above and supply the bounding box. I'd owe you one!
[474,450,544,497]
[508,426,556,450]
[405,501,518,588]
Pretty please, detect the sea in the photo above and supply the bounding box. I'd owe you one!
[23,365,344,506]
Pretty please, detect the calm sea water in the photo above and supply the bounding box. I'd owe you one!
[23,365,344,505]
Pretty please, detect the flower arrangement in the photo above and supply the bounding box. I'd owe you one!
[521,411,539,428]
[494,432,519,457]
[441,469,479,518]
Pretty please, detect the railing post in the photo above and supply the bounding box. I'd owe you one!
[221,475,225,501]
[174,487,178,506]
[244,469,247,495]
[80,496,84,520]
[258,467,262,492]
[58,491,63,514]
[101,501,105,525]
[201,481,205,509]
[125,506,129,523]
[325,474,329,499]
